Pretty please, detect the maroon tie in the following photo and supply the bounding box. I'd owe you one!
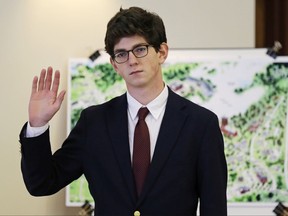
[133,107,150,196]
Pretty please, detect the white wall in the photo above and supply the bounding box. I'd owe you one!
[0,0,255,215]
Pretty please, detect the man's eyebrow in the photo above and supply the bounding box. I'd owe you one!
[114,43,147,53]
[114,48,126,53]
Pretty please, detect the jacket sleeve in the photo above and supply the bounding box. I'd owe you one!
[197,114,228,216]
[19,111,86,196]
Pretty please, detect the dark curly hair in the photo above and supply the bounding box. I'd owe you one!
[104,7,167,57]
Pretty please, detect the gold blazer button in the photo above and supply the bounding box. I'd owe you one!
[134,210,140,216]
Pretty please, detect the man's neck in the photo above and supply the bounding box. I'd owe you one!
[127,82,165,105]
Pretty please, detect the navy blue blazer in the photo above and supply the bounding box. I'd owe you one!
[20,88,227,216]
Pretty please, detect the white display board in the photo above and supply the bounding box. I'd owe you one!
[67,49,288,215]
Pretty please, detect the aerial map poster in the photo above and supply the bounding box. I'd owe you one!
[66,49,288,214]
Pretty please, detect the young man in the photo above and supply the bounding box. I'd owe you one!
[20,7,227,216]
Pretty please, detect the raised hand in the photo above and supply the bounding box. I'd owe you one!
[28,67,66,127]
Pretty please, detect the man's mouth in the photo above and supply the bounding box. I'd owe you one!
[130,70,143,75]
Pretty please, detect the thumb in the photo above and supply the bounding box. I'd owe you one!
[54,90,66,109]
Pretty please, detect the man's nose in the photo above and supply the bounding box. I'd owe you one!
[127,51,138,64]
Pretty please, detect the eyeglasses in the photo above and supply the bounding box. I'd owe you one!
[113,44,153,64]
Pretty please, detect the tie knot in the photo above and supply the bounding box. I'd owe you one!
[138,107,149,120]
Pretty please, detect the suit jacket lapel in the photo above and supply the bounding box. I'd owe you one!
[105,90,189,205]
[106,94,137,203]
[137,89,188,204]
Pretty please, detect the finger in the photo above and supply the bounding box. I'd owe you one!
[51,70,61,95]
[31,76,38,94]
[38,69,46,91]
[44,66,53,90]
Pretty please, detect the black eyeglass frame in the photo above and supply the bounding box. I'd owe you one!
[112,44,154,64]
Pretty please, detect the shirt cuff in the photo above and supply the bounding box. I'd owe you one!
[26,122,49,138]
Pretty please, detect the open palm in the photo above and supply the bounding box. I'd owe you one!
[29,67,66,127]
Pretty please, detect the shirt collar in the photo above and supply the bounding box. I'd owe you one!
[127,85,168,120]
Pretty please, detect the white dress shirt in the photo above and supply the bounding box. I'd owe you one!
[127,85,168,160]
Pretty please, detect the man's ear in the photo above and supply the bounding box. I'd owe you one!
[158,43,169,64]
[110,57,119,73]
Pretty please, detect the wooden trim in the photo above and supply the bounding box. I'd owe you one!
[255,0,288,55]
[255,0,265,48]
